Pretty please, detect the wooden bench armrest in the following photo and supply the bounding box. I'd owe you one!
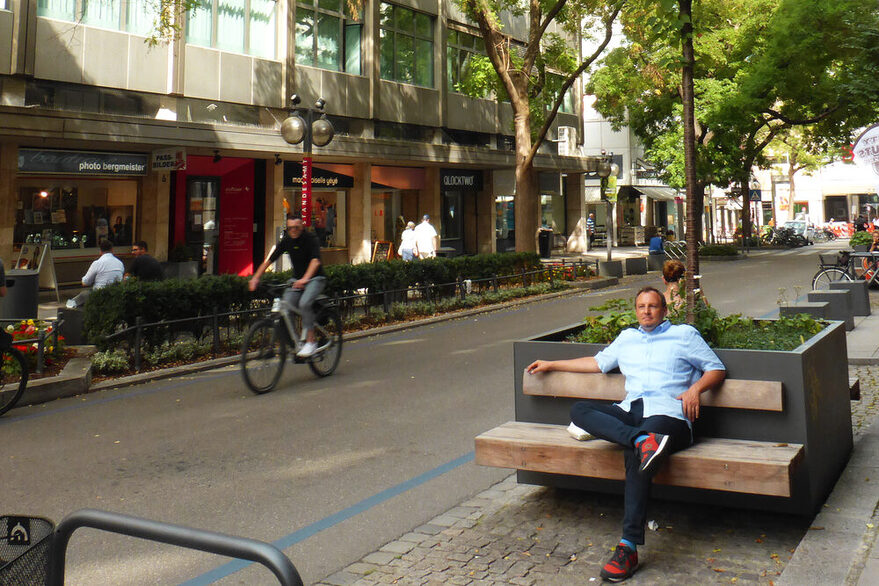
[522,371,783,412]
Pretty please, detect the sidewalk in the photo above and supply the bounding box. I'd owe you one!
[315,296,879,585]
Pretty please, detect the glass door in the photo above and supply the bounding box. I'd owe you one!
[186,177,220,275]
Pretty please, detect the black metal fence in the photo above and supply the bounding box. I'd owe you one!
[97,262,596,372]
[0,318,64,375]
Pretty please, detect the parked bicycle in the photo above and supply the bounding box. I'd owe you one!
[812,250,879,289]
[0,332,29,416]
[240,281,343,394]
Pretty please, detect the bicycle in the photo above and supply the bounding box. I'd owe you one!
[811,250,879,289]
[0,332,30,416]
[240,281,343,394]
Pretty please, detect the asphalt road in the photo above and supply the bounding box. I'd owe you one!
[0,243,834,584]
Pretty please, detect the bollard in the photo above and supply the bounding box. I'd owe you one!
[134,317,143,373]
[492,274,499,293]
[212,309,220,357]
[37,330,45,374]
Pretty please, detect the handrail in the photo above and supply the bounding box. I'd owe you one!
[48,508,303,585]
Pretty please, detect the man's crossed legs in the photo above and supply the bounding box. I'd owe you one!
[570,398,691,582]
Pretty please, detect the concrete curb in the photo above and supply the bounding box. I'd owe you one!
[778,418,879,585]
[19,346,94,407]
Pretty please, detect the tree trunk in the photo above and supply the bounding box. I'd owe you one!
[513,108,538,253]
[739,173,751,250]
[680,0,698,322]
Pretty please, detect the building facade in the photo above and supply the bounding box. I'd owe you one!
[0,0,591,282]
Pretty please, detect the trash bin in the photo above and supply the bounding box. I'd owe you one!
[538,228,553,259]
[2,270,39,320]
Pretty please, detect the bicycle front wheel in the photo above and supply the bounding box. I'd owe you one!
[812,267,853,290]
[308,308,343,377]
[241,319,286,394]
[0,348,29,416]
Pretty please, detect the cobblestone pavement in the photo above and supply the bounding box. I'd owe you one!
[317,367,878,586]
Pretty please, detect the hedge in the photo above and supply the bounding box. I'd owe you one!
[83,252,541,345]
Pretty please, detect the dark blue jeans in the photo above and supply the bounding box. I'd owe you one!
[570,399,691,544]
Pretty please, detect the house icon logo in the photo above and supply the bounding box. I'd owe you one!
[7,517,30,545]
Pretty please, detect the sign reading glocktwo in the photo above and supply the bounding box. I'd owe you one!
[18,148,149,176]
[440,169,483,191]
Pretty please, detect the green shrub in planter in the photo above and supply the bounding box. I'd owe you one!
[699,244,739,256]
[849,231,873,246]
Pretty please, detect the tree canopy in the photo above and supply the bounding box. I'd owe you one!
[588,0,879,201]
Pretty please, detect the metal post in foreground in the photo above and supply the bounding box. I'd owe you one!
[48,509,303,585]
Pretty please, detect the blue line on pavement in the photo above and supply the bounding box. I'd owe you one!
[181,451,476,585]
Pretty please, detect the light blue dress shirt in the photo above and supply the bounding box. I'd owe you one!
[594,320,725,425]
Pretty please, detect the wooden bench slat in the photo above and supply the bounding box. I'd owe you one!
[522,371,784,412]
[475,422,803,497]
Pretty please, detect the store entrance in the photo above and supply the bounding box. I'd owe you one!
[185,177,219,274]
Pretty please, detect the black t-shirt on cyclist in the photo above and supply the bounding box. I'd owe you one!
[269,230,325,279]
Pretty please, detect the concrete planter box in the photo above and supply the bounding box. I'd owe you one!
[779,302,828,320]
[808,289,854,330]
[829,280,871,316]
[624,257,647,275]
[512,320,851,515]
[646,253,666,271]
[598,260,623,278]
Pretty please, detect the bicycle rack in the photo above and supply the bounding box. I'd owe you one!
[48,509,303,585]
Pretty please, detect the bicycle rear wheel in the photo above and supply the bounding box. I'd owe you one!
[0,348,29,416]
[811,267,853,290]
[241,319,286,394]
[308,308,343,377]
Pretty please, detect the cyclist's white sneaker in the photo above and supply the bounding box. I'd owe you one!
[297,341,318,358]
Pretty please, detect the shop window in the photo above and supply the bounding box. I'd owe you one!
[442,191,462,239]
[379,2,434,87]
[37,0,160,35]
[295,0,362,74]
[187,0,278,59]
[25,80,156,118]
[495,194,515,252]
[285,191,347,248]
[15,179,137,249]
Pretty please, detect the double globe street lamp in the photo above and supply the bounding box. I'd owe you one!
[280,95,335,226]
[596,155,620,262]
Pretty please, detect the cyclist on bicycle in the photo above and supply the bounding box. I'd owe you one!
[249,213,326,358]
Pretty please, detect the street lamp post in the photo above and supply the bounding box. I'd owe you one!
[280,95,335,226]
[596,156,619,262]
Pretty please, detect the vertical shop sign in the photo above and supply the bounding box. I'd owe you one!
[301,157,313,226]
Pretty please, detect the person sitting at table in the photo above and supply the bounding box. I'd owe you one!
[66,239,124,308]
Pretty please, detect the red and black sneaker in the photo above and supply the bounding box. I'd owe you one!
[636,432,670,475]
[600,542,639,582]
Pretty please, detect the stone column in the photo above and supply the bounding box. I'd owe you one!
[477,173,495,254]
[565,172,587,253]
[140,170,171,260]
[348,162,372,263]
[0,141,18,262]
[421,166,441,230]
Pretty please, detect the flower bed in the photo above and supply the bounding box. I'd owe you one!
[3,319,67,376]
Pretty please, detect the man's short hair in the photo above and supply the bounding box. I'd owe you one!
[635,286,667,309]
[286,213,302,222]
[99,239,113,253]
[422,214,430,221]
[134,240,149,251]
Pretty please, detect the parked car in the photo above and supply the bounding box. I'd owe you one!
[782,221,815,244]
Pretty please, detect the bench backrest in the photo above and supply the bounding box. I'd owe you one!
[522,371,783,412]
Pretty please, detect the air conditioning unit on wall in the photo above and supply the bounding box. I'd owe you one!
[557,126,577,156]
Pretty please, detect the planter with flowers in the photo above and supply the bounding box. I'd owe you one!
[4,319,68,376]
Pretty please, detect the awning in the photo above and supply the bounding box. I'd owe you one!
[632,185,679,201]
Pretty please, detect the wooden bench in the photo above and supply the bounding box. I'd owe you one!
[475,371,804,498]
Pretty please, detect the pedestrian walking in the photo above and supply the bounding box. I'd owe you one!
[414,214,438,259]
[398,221,418,261]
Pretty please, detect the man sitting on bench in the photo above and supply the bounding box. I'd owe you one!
[526,286,726,582]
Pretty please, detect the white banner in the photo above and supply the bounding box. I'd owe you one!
[852,123,879,194]
[151,148,187,171]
